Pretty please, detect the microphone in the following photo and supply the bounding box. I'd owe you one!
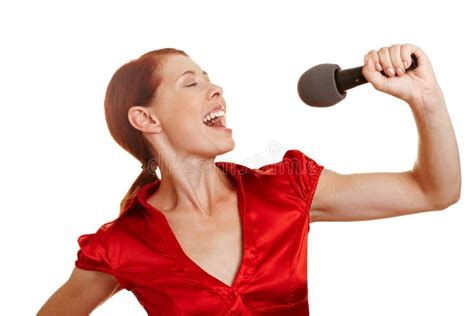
[297,53,418,107]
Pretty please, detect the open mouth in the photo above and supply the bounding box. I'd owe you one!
[203,107,226,128]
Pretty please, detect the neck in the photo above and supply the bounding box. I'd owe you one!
[150,154,234,218]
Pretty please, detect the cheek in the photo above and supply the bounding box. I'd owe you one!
[158,92,205,136]
[163,108,202,136]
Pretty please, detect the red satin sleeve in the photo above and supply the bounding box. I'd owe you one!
[75,230,110,271]
[283,149,324,229]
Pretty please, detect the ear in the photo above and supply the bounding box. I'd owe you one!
[128,106,163,133]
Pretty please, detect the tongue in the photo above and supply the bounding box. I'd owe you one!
[205,117,224,128]
[211,120,224,128]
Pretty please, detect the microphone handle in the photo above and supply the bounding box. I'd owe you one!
[335,53,418,93]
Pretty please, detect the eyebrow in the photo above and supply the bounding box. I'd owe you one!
[176,70,208,82]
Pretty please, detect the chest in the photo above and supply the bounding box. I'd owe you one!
[163,200,243,288]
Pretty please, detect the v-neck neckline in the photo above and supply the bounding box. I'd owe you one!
[137,161,257,292]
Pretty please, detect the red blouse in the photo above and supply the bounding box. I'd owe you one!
[75,149,324,315]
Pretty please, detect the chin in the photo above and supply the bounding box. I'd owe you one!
[216,139,235,155]
[205,138,235,158]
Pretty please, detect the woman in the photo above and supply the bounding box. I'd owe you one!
[38,44,461,315]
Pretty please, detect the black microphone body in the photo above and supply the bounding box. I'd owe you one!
[297,53,418,107]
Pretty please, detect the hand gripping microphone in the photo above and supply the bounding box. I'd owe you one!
[297,53,418,107]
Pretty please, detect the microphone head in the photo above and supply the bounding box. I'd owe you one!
[297,63,346,107]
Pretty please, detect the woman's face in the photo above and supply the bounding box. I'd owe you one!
[150,54,235,158]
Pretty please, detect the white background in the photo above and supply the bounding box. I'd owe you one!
[1,0,472,315]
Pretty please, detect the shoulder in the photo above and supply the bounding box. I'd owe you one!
[221,149,324,202]
[78,208,147,252]
[248,149,323,180]
[75,211,146,279]
[220,149,321,176]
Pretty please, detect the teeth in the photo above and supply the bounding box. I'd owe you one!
[203,109,226,125]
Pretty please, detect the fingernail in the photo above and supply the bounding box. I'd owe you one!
[404,61,409,69]
[376,63,383,71]
[396,67,404,75]
[387,67,395,76]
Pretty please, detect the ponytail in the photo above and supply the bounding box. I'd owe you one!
[119,159,158,216]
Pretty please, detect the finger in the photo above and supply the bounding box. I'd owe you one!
[363,49,389,90]
[377,46,395,77]
[389,44,405,76]
[364,50,378,72]
[365,49,383,73]
[403,43,430,69]
[365,49,380,72]
[400,44,413,69]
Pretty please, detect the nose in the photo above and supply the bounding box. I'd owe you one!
[208,83,223,100]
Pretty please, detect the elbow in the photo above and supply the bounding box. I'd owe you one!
[412,170,462,211]
[431,190,461,210]
[447,190,461,208]
[442,179,462,210]
[427,176,462,211]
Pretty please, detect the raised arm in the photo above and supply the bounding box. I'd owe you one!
[37,267,122,315]
[310,43,461,222]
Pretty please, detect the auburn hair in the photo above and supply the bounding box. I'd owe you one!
[104,48,188,216]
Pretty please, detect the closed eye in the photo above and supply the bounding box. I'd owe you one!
[186,83,197,87]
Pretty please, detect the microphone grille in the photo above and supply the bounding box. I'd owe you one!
[297,63,346,107]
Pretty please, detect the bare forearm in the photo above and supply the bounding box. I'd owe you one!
[409,90,461,208]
